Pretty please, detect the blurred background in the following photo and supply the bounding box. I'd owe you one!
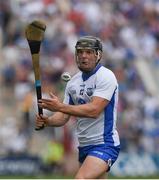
[0,0,159,178]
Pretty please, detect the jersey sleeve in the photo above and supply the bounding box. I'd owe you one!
[63,82,74,105]
[93,70,118,101]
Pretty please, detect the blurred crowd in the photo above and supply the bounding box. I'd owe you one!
[0,0,159,175]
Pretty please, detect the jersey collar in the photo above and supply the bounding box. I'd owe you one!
[82,63,102,81]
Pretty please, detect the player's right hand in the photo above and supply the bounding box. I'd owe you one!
[35,114,49,128]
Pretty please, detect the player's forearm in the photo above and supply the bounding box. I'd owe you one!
[46,112,69,127]
[59,103,100,118]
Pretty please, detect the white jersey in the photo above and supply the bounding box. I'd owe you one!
[63,64,120,147]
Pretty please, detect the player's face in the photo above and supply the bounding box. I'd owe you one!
[76,49,97,72]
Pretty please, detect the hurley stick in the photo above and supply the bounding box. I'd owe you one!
[25,20,46,130]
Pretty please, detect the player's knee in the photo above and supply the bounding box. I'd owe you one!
[75,172,86,179]
[75,173,83,179]
[75,172,97,179]
[75,173,106,179]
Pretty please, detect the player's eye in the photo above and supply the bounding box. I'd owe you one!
[85,50,93,54]
[77,49,94,55]
[76,49,83,55]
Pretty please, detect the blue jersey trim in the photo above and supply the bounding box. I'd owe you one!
[103,90,116,145]
[69,94,74,105]
[82,63,102,81]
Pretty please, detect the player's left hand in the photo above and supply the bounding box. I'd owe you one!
[38,92,62,112]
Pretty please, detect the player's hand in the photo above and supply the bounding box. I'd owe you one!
[38,92,62,112]
[35,114,49,128]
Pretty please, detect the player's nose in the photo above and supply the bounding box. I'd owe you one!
[81,51,88,58]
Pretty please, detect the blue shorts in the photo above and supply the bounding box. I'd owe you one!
[78,144,120,171]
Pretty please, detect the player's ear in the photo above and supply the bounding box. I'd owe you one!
[97,51,100,60]
[95,50,102,62]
